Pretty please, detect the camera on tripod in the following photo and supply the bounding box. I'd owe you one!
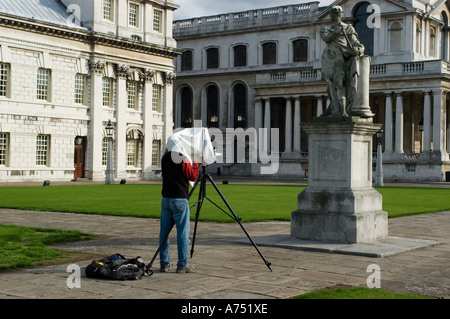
[165,127,220,167]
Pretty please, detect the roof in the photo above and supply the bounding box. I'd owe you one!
[0,0,85,29]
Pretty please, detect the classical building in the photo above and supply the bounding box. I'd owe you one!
[172,0,450,182]
[0,0,179,182]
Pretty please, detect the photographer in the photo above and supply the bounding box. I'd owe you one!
[159,150,199,273]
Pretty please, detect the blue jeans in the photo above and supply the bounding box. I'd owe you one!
[159,197,190,267]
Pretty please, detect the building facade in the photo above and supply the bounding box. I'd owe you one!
[172,0,450,182]
[0,0,179,182]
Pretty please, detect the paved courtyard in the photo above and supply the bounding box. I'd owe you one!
[0,207,449,299]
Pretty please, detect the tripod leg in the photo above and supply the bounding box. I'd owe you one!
[147,220,175,271]
[206,174,272,271]
[190,173,206,258]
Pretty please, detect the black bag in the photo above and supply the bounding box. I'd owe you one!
[85,253,151,280]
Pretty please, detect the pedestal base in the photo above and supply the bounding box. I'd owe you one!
[290,119,388,244]
[291,210,388,244]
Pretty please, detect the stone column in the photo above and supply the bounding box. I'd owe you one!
[423,91,432,152]
[293,97,301,152]
[316,96,323,117]
[254,98,263,131]
[164,72,175,149]
[433,90,446,155]
[142,69,154,179]
[284,98,292,153]
[384,93,393,154]
[115,65,128,180]
[264,98,271,151]
[395,93,404,154]
[89,60,106,181]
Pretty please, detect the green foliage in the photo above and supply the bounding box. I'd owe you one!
[0,224,95,270]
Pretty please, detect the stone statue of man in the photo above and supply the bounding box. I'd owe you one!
[321,6,364,117]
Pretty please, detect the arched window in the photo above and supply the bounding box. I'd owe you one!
[233,45,247,67]
[389,21,403,52]
[180,87,193,128]
[441,12,449,60]
[430,26,437,57]
[206,85,219,127]
[233,83,247,128]
[293,39,308,62]
[181,50,193,71]
[206,47,219,69]
[353,2,374,56]
[262,42,277,65]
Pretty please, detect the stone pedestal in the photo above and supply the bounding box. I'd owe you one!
[291,118,388,244]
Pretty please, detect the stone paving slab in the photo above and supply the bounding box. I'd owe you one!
[243,234,440,257]
[0,208,449,300]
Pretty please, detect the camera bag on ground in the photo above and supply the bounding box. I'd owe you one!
[85,253,152,280]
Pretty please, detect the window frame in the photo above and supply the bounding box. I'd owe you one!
[153,9,163,33]
[36,134,50,166]
[103,0,114,22]
[36,68,51,101]
[102,77,114,107]
[0,132,9,166]
[0,63,10,98]
[128,2,140,28]
[74,73,87,105]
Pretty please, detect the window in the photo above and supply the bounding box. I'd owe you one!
[37,68,50,101]
[181,87,193,128]
[233,84,247,128]
[126,139,138,166]
[262,42,277,65]
[129,3,139,27]
[0,133,9,166]
[127,81,138,109]
[234,45,247,67]
[206,48,219,69]
[353,2,374,56]
[103,0,113,21]
[102,138,108,166]
[181,50,193,71]
[430,26,437,57]
[206,85,219,127]
[0,63,9,97]
[152,84,162,112]
[293,39,308,62]
[36,135,50,166]
[153,9,162,32]
[74,74,87,104]
[389,21,403,52]
[152,140,161,167]
[415,22,422,53]
[102,77,113,107]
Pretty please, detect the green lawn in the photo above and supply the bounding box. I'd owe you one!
[0,224,95,270]
[0,184,449,222]
[0,183,450,222]
[293,286,433,299]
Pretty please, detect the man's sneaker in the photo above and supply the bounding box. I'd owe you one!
[176,265,195,273]
[159,263,173,273]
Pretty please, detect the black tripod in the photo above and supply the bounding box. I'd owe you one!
[147,166,272,272]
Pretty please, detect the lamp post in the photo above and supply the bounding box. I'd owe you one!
[375,128,384,187]
[105,120,115,184]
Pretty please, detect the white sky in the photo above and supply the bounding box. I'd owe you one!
[172,0,336,20]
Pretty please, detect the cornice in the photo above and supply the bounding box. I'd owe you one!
[0,14,181,59]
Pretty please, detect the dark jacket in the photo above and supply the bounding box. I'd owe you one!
[161,151,199,199]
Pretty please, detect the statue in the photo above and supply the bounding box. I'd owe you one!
[321,6,365,118]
